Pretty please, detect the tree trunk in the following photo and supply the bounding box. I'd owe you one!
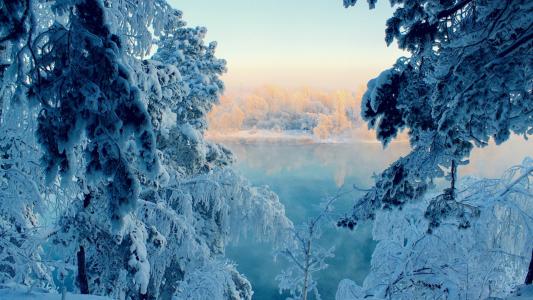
[447,160,458,201]
[526,249,533,285]
[451,160,457,192]
[77,245,90,294]
[302,239,311,300]
[78,192,91,294]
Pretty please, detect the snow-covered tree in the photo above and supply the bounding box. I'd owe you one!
[336,158,533,299]
[31,0,160,226]
[150,23,228,175]
[335,0,533,296]
[1,0,292,299]
[276,189,357,300]
[13,1,165,297]
[339,0,532,228]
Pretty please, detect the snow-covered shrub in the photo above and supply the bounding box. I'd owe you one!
[174,261,253,300]
[276,189,357,300]
[0,99,52,288]
[336,158,533,299]
[51,165,291,299]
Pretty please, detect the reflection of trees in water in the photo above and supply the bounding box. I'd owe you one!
[216,137,531,188]
[226,142,314,175]
[221,142,410,187]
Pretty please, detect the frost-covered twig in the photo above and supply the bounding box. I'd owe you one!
[277,186,355,300]
[500,167,533,197]
[336,157,533,300]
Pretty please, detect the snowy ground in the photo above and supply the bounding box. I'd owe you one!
[506,285,533,300]
[1,285,531,300]
[0,286,111,300]
[206,129,316,142]
[205,129,389,144]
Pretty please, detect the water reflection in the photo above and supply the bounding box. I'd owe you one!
[227,140,410,187]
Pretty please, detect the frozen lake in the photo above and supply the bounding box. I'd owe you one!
[219,136,531,300]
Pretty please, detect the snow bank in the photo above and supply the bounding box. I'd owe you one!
[206,128,406,144]
[206,129,315,143]
[0,286,111,300]
[507,285,533,300]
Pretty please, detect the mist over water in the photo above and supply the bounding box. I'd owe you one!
[218,136,531,300]
[222,140,409,300]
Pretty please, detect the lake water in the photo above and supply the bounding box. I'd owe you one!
[219,136,532,300]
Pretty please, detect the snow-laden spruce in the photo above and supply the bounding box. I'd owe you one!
[336,158,533,299]
[0,1,292,299]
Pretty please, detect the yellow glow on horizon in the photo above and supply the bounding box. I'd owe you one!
[222,65,389,91]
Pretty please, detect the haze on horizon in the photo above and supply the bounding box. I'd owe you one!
[169,0,531,164]
[168,0,405,91]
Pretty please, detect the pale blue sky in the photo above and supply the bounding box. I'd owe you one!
[168,0,404,90]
